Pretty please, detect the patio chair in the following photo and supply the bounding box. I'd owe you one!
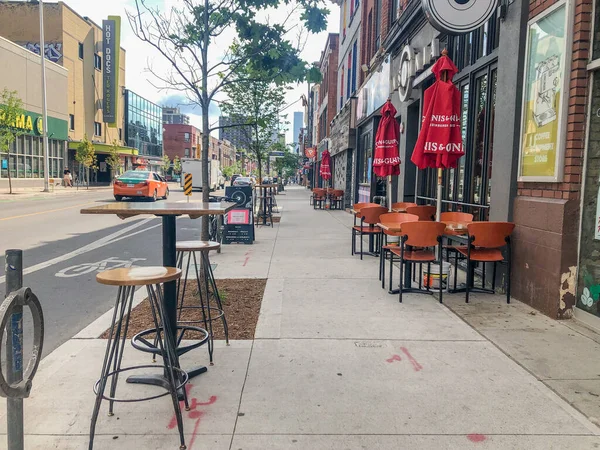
[312,188,327,209]
[390,221,447,303]
[352,205,388,260]
[406,205,436,221]
[330,190,345,210]
[378,213,419,291]
[456,222,515,304]
[440,212,474,288]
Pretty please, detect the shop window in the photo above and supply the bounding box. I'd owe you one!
[78,42,84,59]
[94,122,102,137]
[359,132,372,185]
[94,54,102,70]
[69,114,75,131]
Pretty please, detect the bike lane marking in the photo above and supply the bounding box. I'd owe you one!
[0,217,158,285]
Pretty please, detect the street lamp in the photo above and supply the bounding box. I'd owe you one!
[39,0,50,192]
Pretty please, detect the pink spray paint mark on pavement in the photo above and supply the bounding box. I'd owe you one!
[400,347,423,372]
[167,384,218,450]
[386,354,402,363]
[467,434,487,443]
[242,251,251,266]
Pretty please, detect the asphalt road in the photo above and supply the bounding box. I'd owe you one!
[0,186,209,356]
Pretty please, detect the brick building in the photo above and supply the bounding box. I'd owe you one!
[163,124,202,160]
[317,34,339,146]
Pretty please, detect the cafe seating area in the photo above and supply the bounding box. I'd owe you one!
[347,199,515,304]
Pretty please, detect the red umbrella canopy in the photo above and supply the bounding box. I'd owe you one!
[374,100,401,177]
[411,53,465,170]
[320,150,332,180]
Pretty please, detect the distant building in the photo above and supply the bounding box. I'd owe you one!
[218,116,251,150]
[162,107,190,125]
[124,90,163,172]
[163,124,202,160]
[292,111,303,154]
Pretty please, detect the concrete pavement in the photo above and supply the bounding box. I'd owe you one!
[1,186,600,449]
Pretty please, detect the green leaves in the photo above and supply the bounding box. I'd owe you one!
[300,5,329,33]
[75,134,97,170]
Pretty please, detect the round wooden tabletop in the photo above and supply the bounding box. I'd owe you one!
[176,241,221,252]
[96,267,182,286]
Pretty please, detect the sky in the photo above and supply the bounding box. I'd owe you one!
[52,0,340,144]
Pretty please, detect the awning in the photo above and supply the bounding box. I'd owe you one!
[68,141,139,156]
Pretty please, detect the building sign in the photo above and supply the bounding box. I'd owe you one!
[392,39,440,102]
[305,147,317,159]
[0,109,68,140]
[422,0,497,34]
[102,16,121,126]
[356,56,391,123]
[518,3,570,181]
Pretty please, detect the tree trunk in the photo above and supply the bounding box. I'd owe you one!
[7,153,13,194]
[87,167,90,190]
[199,0,210,241]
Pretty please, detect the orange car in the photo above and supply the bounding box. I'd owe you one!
[113,170,169,202]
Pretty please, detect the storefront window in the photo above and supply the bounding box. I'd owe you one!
[471,74,488,205]
[359,132,372,185]
[457,84,469,202]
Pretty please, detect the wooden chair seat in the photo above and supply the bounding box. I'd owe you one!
[176,240,221,252]
[457,247,504,262]
[96,267,181,286]
[390,248,436,262]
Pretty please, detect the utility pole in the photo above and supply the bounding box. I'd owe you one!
[39,0,50,192]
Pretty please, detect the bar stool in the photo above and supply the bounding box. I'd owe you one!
[256,193,273,226]
[175,240,229,365]
[90,267,189,450]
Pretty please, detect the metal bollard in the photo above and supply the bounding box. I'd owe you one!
[5,250,23,450]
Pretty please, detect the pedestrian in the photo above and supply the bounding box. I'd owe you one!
[67,170,73,187]
[63,169,71,187]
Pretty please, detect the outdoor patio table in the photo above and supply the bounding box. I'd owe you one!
[377,221,468,294]
[81,201,235,385]
[256,184,276,226]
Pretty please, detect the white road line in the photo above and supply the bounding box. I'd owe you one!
[0,218,157,285]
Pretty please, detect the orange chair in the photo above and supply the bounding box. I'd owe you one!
[391,202,417,212]
[378,213,419,291]
[351,202,380,231]
[406,205,436,221]
[330,190,345,210]
[390,221,447,303]
[312,188,327,209]
[352,205,388,259]
[440,212,474,288]
[457,222,515,304]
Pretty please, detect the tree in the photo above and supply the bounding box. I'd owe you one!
[221,75,287,183]
[273,144,300,179]
[0,89,25,194]
[128,0,328,239]
[75,134,97,189]
[172,155,182,175]
[162,154,171,176]
[222,160,242,179]
[106,140,122,183]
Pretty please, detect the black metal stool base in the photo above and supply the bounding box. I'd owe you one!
[132,325,209,357]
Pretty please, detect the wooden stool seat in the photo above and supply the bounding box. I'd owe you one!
[176,240,221,252]
[96,267,181,286]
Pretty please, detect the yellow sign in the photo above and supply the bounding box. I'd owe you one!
[184,173,193,196]
[519,4,567,181]
[0,112,41,134]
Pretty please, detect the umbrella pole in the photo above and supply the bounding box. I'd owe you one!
[436,168,442,221]
[388,175,392,211]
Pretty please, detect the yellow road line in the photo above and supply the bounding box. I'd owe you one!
[0,201,97,221]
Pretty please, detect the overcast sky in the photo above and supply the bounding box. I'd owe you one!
[53,0,340,144]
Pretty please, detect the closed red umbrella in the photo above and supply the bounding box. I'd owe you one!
[410,50,464,219]
[320,150,332,181]
[374,100,400,177]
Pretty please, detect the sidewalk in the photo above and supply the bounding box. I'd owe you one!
[1,186,600,449]
[0,185,112,201]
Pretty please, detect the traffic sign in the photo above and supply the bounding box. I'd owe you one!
[184,173,193,197]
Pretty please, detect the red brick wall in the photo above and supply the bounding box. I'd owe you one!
[163,124,201,160]
[517,0,592,201]
[318,34,339,140]
[359,0,392,86]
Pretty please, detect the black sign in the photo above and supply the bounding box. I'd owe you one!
[102,19,117,123]
[223,186,254,244]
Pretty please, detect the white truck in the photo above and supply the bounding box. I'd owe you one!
[181,158,225,191]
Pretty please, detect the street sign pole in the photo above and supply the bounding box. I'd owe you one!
[39,0,50,193]
[5,250,24,450]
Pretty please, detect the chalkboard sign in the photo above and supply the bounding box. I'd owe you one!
[223,186,254,244]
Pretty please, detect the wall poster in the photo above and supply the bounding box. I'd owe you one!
[518,2,571,182]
